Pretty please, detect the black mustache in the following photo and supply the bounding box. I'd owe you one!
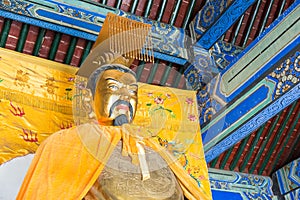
[109,100,134,119]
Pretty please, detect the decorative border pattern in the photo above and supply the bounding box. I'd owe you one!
[212,2,300,103]
[211,41,244,70]
[196,0,256,49]
[184,47,216,90]
[193,0,228,36]
[0,0,108,34]
[199,1,300,148]
[205,82,300,162]
[275,157,300,195]
[284,188,300,200]
[202,50,300,148]
[209,168,277,200]
[184,47,219,126]
[269,52,300,99]
[203,79,276,149]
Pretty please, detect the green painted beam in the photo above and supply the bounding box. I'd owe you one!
[116,0,122,9]
[144,0,153,17]
[287,130,300,162]
[239,125,265,171]
[32,28,46,56]
[182,0,196,29]
[271,104,300,172]
[0,18,11,47]
[80,40,93,65]
[64,37,77,64]
[169,0,182,25]
[242,0,262,47]
[248,111,282,174]
[130,0,139,13]
[229,135,251,171]
[209,157,219,168]
[258,0,275,34]
[135,61,145,81]
[219,146,234,169]
[48,32,61,60]
[258,102,298,174]
[160,63,172,85]
[157,0,167,22]
[16,23,29,52]
[173,67,184,88]
[147,60,159,84]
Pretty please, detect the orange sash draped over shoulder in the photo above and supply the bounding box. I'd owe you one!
[17,123,211,200]
[17,124,121,200]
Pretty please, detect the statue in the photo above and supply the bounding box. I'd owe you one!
[12,13,211,200]
[15,62,201,199]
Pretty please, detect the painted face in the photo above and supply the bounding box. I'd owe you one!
[94,69,138,126]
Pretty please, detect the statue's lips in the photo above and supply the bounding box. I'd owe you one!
[109,100,133,118]
[116,104,129,111]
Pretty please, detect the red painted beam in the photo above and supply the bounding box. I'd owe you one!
[5,20,22,50]
[54,34,71,63]
[22,25,39,55]
[38,30,55,59]
[70,38,87,67]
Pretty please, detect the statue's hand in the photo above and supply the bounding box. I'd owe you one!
[113,114,129,126]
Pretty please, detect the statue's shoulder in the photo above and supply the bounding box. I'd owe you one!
[42,125,84,147]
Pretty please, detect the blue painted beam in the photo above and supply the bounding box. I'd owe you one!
[209,168,277,199]
[190,0,230,37]
[213,1,300,103]
[204,82,300,162]
[275,157,300,195]
[200,0,300,156]
[0,9,98,41]
[195,0,257,49]
[210,41,244,71]
[184,41,244,96]
[202,48,300,154]
[0,0,189,64]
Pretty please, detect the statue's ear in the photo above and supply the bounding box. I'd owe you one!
[81,87,96,119]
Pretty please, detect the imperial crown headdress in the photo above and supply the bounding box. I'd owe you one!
[77,13,153,78]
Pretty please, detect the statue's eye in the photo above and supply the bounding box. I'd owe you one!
[128,89,137,95]
[108,85,119,91]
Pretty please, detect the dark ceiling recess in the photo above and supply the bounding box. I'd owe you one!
[0,0,298,176]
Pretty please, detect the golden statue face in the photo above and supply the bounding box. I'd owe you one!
[94,69,138,126]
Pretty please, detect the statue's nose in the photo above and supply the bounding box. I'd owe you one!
[119,88,130,100]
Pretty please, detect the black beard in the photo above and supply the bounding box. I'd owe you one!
[113,114,129,126]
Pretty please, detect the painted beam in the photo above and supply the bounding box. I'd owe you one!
[190,0,257,49]
[184,47,217,90]
[197,1,300,156]
[283,188,300,200]
[204,81,300,162]
[0,0,189,64]
[203,48,300,158]
[275,157,300,195]
[212,1,299,104]
[190,0,229,37]
[210,41,244,71]
[184,41,244,102]
[209,168,278,199]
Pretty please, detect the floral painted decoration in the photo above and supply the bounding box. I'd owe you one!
[146,92,176,118]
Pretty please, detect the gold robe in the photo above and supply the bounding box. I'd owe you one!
[17,123,210,200]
